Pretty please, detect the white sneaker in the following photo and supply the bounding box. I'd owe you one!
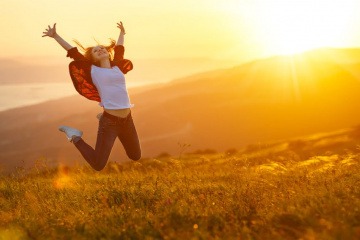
[58,126,83,141]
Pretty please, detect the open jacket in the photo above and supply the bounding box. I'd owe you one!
[66,45,133,102]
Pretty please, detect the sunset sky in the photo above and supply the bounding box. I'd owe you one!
[1,0,360,63]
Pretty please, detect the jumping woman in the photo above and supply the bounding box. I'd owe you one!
[42,21,141,171]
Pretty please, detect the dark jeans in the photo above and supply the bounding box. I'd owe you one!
[73,111,141,171]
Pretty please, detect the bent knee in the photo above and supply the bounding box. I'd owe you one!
[128,152,141,161]
[93,163,107,171]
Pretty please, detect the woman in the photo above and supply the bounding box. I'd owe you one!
[42,21,141,171]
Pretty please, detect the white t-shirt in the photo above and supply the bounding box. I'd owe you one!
[91,65,134,109]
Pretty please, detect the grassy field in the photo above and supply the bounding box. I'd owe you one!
[1,128,360,239]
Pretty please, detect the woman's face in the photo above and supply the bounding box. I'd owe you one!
[91,45,109,62]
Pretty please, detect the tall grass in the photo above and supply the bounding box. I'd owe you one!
[1,148,360,239]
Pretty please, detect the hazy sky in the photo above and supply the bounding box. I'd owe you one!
[1,0,360,62]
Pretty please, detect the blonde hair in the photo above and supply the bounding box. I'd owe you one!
[73,38,116,66]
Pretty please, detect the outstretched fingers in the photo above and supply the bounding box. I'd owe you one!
[42,23,57,38]
[117,21,126,33]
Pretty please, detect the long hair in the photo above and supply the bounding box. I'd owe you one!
[73,38,116,66]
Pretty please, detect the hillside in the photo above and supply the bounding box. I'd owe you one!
[0,59,68,84]
[0,57,236,85]
[1,48,360,171]
[1,126,360,239]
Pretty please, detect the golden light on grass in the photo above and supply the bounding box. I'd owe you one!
[256,162,287,174]
[53,175,72,189]
[0,227,26,240]
[53,164,73,189]
[1,129,360,239]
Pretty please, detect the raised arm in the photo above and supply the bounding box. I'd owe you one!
[42,23,73,51]
[116,21,126,46]
[113,21,132,73]
[42,23,85,61]
[114,21,126,61]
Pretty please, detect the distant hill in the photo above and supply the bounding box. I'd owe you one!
[1,47,360,171]
[0,57,237,85]
[0,58,68,84]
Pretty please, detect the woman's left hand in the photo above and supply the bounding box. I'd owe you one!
[117,21,126,34]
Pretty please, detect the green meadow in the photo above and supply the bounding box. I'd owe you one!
[1,128,360,239]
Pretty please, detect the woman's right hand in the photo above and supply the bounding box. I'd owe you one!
[42,23,57,38]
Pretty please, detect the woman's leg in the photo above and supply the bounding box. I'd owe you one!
[73,116,118,171]
[117,114,142,160]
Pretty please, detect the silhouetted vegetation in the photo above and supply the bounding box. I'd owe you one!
[189,149,218,155]
[156,152,171,159]
[225,148,238,156]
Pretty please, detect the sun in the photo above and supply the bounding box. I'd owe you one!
[257,1,349,55]
[261,0,358,55]
[225,0,359,56]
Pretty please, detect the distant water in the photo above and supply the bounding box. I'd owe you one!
[0,82,77,112]
[0,81,149,112]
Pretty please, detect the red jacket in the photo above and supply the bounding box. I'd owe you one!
[66,45,133,102]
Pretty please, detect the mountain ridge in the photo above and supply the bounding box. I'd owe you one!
[1,47,360,171]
